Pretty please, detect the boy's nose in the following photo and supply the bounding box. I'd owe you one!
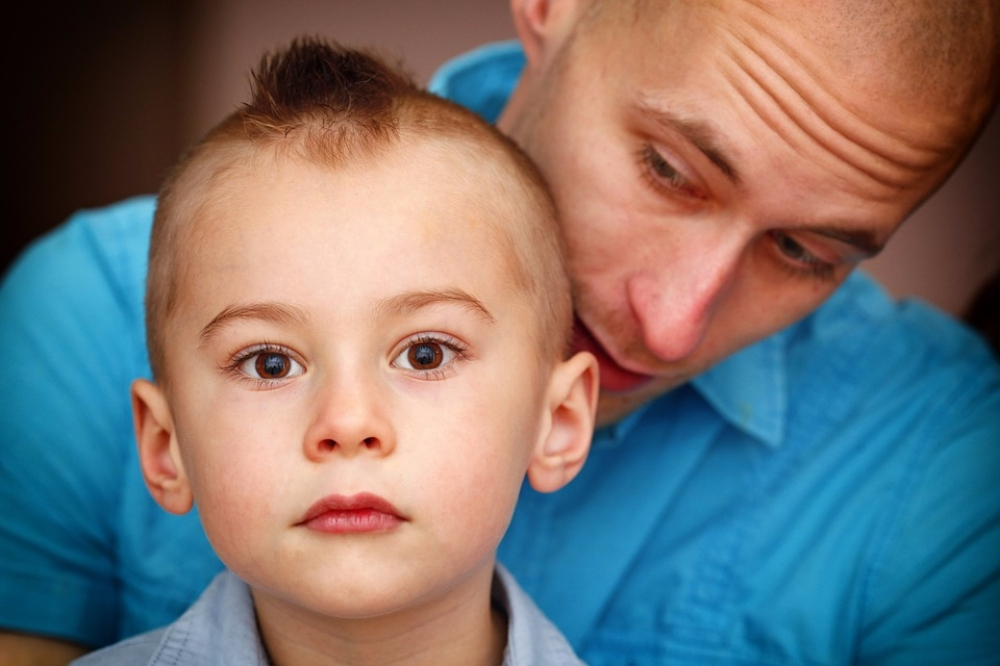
[304,373,395,461]
[311,435,388,457]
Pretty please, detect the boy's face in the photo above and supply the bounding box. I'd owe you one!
[151,142,561,621]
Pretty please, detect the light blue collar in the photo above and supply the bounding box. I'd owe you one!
[691,331,789,448]
[591,331,789,450]
[687,271,877,449]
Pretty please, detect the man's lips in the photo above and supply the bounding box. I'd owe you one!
[572,318,655,393]
[298,493,404,534]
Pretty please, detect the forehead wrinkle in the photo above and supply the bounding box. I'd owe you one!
[371,289,496,324]
[719,7,953,190]
[199,302,310,343]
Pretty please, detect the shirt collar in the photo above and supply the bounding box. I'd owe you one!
[592,332,789,451]
[691,330,789,448]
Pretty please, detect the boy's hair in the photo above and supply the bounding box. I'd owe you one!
[145,36,571,382]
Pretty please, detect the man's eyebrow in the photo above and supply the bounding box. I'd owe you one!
[199,302,309,341]
[637,101,886,258]
[373,289,495,323]
[637,100,741,184]
[810,226,885,258]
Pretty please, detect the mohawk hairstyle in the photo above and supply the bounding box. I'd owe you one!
[203,35,438,164]
[238,36,413,148]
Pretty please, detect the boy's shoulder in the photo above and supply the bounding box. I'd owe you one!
[72,571,263,666]
[71,628,166,666]
[495,564,586,665]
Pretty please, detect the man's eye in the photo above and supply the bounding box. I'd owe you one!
[774,232,811,262]
[642,145,686,189]
[638,144,704,199]
[771,231,837,280]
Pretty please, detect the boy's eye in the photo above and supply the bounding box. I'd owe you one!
[391,334,468,378]
[255,352,293,378]
[396,340,455,371]
[406,342,444,369]
[233,348,304,381]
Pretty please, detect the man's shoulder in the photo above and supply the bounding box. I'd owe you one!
[58,195,156,263]
[686,270,998,448]
[3,195,155,303]
[429,41,525,123]
[801,270,997,392]
[781,270,1000,449]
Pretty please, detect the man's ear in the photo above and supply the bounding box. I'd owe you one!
[131,378,193,515]
[527,351,599,493]
[509,0,583,65]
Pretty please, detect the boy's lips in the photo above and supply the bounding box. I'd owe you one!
[572,318,655,393]
[298,492,405,534]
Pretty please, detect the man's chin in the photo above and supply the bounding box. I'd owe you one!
[572,318,658,391]
[572,318,672,424]
[595,357,656,392]
[593,384,655,426]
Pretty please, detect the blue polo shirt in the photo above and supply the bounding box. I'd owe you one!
[1,41,998,665]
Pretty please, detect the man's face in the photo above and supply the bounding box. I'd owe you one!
[501,0,963,424]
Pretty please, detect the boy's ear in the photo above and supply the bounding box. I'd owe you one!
[527,351,599,493]
[131,378,193,515]
[509,0,583,65]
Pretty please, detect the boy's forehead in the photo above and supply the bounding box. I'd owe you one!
[178,140,532,283]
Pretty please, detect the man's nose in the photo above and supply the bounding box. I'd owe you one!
[627,236,743,362]
[303,371,395,461]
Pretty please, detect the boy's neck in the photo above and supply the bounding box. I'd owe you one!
[251,569,508,666]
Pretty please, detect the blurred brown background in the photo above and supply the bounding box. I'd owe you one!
[7,0,998,317]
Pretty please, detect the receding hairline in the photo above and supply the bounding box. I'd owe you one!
[580,0,999,124]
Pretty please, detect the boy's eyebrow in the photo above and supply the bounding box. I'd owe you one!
[199,302,309,341]
[198,289,495,342]
[373,289,495,323]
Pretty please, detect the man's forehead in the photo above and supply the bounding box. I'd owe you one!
[615,0,975,178]
[666,0,993,120]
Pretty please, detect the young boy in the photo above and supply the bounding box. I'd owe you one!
[72,36,597,666]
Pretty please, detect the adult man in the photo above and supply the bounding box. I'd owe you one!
[2,0,998,664]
